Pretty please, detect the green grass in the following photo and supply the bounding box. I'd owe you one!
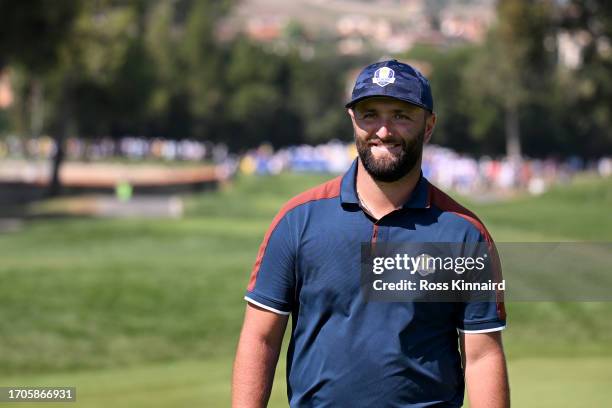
[462,175,612,241]
[1,355,610,407]
[1,171,611,406]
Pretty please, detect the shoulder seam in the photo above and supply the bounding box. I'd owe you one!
[246,176,342,292]
[428,183,491,240]
[428,183,506,321]
[278,175,343,217]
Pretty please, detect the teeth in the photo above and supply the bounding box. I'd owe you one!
[371,144,401,154]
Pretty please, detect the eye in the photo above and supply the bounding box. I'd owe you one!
[362,112,377,119]
[394,113,411,120]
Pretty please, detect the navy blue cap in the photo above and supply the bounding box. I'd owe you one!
[345,60,433,112]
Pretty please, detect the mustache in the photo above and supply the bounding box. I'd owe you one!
[364,136,406,146]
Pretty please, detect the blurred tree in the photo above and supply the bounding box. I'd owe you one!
[287,51,355,145]
[0,0,362,175]
[143,0,233,140]
[43,0,154,195]
[224,37,299,149]
[557,0,612,157]
[143,0,192,138]
[180,0,232,140]
[462,0,556,159]
[406,44,497,155]
[0,0,81,193]
[284,20,308,43]
[0,0,158,194]
[0,0,80,144]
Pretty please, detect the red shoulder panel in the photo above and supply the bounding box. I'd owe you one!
[428,184,493,242]
[429,184,506,321]
[247,176,342,292]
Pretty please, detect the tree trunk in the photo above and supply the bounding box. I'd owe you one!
[47,133,65,197]
[47,79,78,198]
[504,102,521,160]
[47,98,75,197]
[30,78,44,139]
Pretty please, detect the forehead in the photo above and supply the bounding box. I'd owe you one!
[353,97,422,113]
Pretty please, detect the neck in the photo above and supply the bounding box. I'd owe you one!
[356,159,422,220]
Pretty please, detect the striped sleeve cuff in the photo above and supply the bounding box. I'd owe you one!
[458,319,506,333]
[458,325,506,334]
[244,291,291,315]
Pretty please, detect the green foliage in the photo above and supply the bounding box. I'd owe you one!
[287,54,355,144]
[0,0,357,150]
[2,0,612,156]
[557,0,612,156]
[405,0,612,158]
[0,108,9,133]
[180,0,227,129]
[0,0,81,72]
[406,44,502,154]
[284,20,307,42]
[223,38,291,147]
[460,1,556,157]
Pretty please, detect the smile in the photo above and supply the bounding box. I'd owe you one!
[370,143,402,155]
[369,141,402,155]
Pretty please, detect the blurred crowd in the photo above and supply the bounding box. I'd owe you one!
[1,136,611,196]
[421,146,590,196]
[238,143,612,196]
[0,135,231,163]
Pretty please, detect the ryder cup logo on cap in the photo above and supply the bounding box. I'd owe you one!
[372,67,395,87]
[345,59,434,112]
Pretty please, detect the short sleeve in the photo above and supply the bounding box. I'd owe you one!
[245,214,296,315]
[457,301,506,333]
[457,230,506,333]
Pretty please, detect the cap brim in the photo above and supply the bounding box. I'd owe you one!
[345,95,432,112]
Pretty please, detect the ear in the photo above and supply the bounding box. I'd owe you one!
[423,112,436,144]
[347,108,355,119]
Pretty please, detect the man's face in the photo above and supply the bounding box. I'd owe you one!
[349,97,435,182]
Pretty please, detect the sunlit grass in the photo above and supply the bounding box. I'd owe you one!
[1,171,611,406]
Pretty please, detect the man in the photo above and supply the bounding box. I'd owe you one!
[233,60,509,407]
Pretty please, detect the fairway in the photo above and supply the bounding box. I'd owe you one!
[1,172,611,407]
[0,356,611,407]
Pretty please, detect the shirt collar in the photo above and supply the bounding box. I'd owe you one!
[340,158,431,209]
[340,158,360,205]
[401,172,431,209]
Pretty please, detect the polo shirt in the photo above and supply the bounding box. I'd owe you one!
[245,158,506,407]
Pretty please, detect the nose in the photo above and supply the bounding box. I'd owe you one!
[376,122,393,139]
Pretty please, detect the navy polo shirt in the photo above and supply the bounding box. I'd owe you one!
[245,159,506,407]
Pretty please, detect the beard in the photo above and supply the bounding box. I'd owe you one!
[356,125,425,183]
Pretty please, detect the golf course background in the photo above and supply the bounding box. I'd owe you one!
[1,172,611,407]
